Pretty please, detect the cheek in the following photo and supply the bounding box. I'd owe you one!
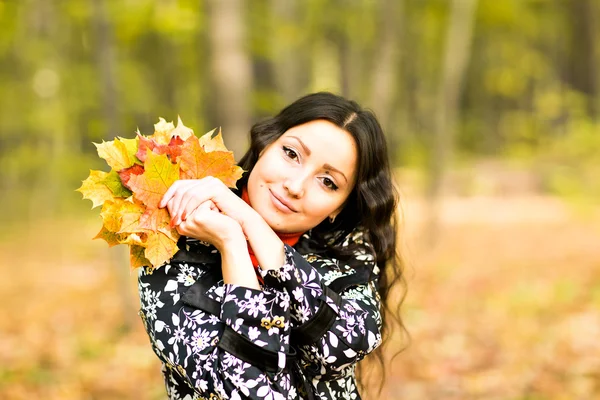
[303,190,344,219]
[254,153,284,183]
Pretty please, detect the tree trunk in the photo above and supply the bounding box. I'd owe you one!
[207,0,253,160]
[567,0,598,120]
[271,0,307,104]
[368,0,404,163]
[426,0,478,246]
[92,0,136,333]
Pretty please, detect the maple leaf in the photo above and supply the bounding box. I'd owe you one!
[118,136,142,165]
[119,164,144,189]
[138,207,180,243]
[199,127,228,152]
[144,231,178,268]
[100,200,125,232]
[116,200,146,233]
[94,225,126,247]
[135,134,157,163]
[95,138,134,171]
[76,170,114,208]
[128,151,180,208]
[130,245,152,269]
[119,232,145,246]
[170,116,194,141]
[101,170,133,198]
[82,116,246,270]
[136,134,183,163]
[138,207,171,232]
[152,118,176,145]
[179,135,244,186]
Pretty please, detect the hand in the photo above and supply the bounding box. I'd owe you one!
[175,200,245,252]
[161,177,257,231]
[176,198,259,290]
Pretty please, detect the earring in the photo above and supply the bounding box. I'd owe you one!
[329,215,336,223]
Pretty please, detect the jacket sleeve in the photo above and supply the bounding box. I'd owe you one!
[138,260,296,399]
[258,233,383,380]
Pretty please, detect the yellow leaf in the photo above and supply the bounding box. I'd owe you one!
[158,226,180,243]
[100,200,124,232]
[118,136,142,165]
[199,127,228,152]
[130,245,151,269]
[76,170,114,208]
[144,231,178,268]
[95,138,134,171]
[152,117,175,145]
[119,232,145,246]
[93,225,125,247]
[171,116,194,141]
[117,200,146,233]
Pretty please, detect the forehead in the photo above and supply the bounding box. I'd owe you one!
[281,119,358,178]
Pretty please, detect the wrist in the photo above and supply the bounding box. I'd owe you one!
[214,225,246,253]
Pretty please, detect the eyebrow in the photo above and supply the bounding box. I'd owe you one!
[288,135,348,184]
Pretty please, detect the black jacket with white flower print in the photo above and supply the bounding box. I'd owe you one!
[137,230,382,400]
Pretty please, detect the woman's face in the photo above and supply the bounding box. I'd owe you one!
[247,119,358,233]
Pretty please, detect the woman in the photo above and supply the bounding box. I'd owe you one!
[138,92,406,399]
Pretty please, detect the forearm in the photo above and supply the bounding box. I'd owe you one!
[242,212,285,272]
[218,235,261,290]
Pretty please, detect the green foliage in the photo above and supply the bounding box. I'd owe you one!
[1,0,599,223]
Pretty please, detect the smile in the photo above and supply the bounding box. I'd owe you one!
[269,190,297,213]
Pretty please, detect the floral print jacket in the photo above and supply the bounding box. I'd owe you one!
[137,230,383,400]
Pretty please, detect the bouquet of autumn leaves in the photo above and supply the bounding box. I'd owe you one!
[77,118,243,269]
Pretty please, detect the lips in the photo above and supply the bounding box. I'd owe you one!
[269,190,297,213]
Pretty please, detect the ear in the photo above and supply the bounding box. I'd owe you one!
[331,200,348,218]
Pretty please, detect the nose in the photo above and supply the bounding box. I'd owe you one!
[283,173,306,198]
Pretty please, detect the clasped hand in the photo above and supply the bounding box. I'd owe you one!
[159,177,255,251]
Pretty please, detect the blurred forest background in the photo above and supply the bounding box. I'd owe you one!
[1,0,599,399]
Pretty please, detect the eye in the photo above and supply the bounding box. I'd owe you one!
[282,146,299,161]
[322,177,339,191]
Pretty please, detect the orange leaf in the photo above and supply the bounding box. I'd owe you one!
[139,207,171,232]
[179,136,244,186]
[128,151,180,208]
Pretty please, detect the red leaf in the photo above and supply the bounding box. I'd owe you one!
[119,164,145,189]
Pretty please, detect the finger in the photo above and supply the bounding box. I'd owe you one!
[160,180,182,208]
[176,178,221,222]
[170,181,203,224]
[178,184,209,222]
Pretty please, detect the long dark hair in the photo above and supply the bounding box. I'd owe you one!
[238,92,408,394]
